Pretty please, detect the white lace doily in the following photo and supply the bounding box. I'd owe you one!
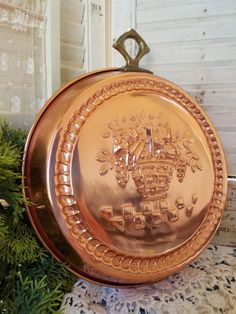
[61,245,236,314]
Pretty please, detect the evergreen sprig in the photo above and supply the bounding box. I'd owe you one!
[0,120,76,314]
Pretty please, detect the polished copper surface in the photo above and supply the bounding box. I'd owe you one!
[23,29,227,286]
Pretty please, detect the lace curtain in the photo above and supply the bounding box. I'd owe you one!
[0,0,47,128]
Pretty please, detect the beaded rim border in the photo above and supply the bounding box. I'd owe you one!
[54,78,226,274]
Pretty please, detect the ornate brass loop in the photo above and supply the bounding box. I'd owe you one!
[113,29,153,74]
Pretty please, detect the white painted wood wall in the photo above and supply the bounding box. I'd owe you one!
[60,0,110,85]
[112,0,236,175]
[60,0,85,86]
[47,0,109,93]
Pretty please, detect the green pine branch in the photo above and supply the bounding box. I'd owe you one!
[0,120,76,314]
[3,275,63,314]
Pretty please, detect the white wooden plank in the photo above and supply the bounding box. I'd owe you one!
[61,64,83,82]
[202,104,236,112]
[143,60,236,70]
[143,43,236,64]
[84,0,108,71]
[46,0,60,96]
[226,154,236,175]
[60,0,85,85]
[111,0,136,67]
[60,0,84,23]
[60,43,84,67]
[147,66,236,85]
[177,83,236,91]
[137,0,236,24]
[137,15,236,45]
[218,132,236,154]
[187,89,236,105]
[60,18,84,46]
[137,0,233,11]
[138,13,236,33]
[207,113,236,130]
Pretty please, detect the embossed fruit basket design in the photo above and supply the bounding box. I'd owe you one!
[96,112,203,232]
[96,112,202,200]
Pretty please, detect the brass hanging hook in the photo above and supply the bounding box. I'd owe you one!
[113,29,153,74]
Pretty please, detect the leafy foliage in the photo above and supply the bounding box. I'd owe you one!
[0,121,76,314]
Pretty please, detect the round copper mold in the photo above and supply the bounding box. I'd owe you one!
[23,29,227,287]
